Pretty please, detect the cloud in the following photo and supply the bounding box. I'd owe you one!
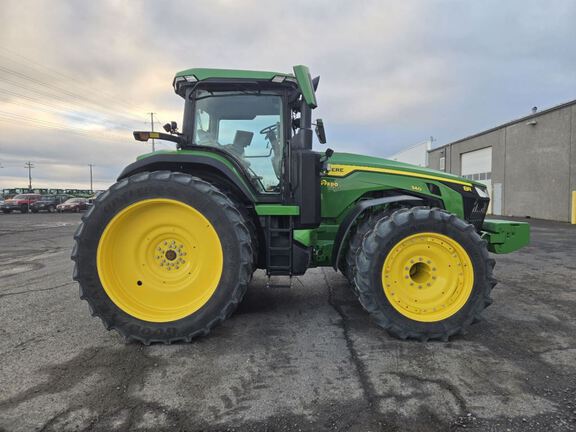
[0,0,575,189]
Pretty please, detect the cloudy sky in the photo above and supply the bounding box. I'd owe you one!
[0,0,575,190]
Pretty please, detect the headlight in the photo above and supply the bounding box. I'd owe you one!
[475,186,489,198]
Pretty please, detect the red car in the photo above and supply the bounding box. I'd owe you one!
[1,194,42,213]
[56,198,89,213]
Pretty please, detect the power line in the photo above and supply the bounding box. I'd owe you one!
[0,67,144,124]
[0,46,150,114]
[0,95,136,131]
[0,46,174,158]
[0,111,131,145]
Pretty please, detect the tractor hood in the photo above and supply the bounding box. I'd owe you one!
[327,152,482,188]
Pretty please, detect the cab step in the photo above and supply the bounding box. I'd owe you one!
[266,275,293,289]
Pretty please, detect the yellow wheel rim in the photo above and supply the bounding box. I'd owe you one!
[97,198,223,322]
[381,232,474,322]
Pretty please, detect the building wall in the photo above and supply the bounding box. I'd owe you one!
[428,102,576,222]
[505,107,573,221]
[387,141,432,167]
[571,106,576,200]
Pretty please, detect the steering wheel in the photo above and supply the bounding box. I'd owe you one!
[260,124,278,135]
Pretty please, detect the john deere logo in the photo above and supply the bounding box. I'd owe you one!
[411,185,423,192]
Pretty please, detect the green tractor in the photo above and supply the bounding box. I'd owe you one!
[72,65,529,343]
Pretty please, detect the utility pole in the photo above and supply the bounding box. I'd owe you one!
[89,164,94,193]
[24,161,34,190]
[149,112,156,152]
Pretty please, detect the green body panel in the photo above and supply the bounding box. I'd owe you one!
[320,170,464,219]
[308,151,477,266]
[481,219,530,254]
[175,68,292,82]
[255,205,299,216]
[136,149,256,200]
[293,229,315,247]
[327,152,484,187]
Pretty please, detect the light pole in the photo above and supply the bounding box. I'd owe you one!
[89,164,94,193]
[149,112,156,152]
[24,161,34,190]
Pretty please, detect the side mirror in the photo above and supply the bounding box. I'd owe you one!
[171,121,178,132]
[163,123,171,133]
[315,119,327,144]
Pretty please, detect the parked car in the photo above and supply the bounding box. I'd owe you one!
[57,198,89,213]
[30,194,70,213]
[1,193,42,213]
[0,195,4,206]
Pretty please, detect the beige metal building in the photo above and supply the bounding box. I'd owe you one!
[428,99,576,222]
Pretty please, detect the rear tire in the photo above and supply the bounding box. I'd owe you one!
[72,171,254,344]
[354,207,496,341]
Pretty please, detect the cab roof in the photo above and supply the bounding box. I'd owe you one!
[174,67,294,82]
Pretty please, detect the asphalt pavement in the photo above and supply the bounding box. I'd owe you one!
[0,212,575,431]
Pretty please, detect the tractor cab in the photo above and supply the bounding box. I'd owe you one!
[165,66,326,229]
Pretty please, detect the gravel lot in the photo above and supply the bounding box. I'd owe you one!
[0,212,574,431]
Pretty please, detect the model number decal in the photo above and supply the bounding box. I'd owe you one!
[321,179,339,189]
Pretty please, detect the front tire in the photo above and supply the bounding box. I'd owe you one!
[354,207,496,341]
[72,171,253,344]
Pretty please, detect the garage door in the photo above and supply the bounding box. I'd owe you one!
[460,147,493,213]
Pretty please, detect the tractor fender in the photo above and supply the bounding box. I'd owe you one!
[331,195,423,270]
[117,153,256,203]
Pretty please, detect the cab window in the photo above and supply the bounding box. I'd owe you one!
[193,91,284,193]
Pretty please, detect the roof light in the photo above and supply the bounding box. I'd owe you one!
[173,75,198,93]
[271,75,286,83]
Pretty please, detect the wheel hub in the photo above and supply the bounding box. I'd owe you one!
[382,232,474,322]
[153,239,187,271]
[97,199,223,322]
